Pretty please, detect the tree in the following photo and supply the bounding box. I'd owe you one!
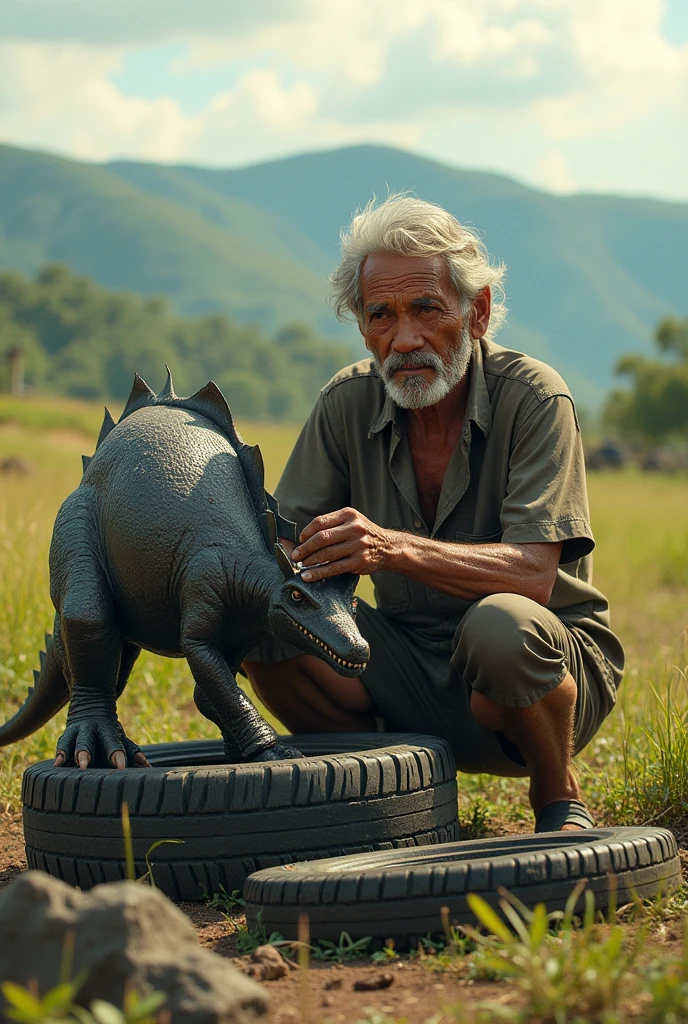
[0,266,350,421]
[604,317,688,443]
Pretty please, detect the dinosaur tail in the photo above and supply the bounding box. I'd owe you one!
[0,631,70,746]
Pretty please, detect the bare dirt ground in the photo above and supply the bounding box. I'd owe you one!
[0,811,495,1020]
[2,812,685,1024]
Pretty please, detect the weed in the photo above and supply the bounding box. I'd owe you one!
[311,931,372,963]
[119,803,184,889]
[643,922,688,1023]
[234,912,286,955]
[458,797,493,840]
[204,886,245,918]
[372,940,400,964]
[458,882,639,1022]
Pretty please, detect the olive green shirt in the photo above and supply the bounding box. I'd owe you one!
[275,338,621,666]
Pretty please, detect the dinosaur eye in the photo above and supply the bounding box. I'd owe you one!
[290,589,303,602]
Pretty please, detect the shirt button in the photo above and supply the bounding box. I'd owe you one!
[413,518,422,529]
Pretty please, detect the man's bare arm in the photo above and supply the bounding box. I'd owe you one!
[289,508,562,607]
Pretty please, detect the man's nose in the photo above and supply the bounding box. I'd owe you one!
[390,316,424,352]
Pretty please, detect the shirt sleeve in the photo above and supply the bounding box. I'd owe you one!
[274,391,351,539]
[500,394,594,563]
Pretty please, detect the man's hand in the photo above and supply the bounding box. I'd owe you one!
[291,508,397,582]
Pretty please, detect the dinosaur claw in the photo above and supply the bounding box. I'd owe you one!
[111,750,126,770]
[77,750,91,769]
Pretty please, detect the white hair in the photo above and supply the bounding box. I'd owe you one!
[330,193,507,341]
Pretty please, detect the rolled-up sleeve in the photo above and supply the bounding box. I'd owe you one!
[500,394,594,564]
[275,392,351,538]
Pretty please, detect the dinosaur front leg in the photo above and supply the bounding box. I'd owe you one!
[182,632,277,758]
[193,682,302,762]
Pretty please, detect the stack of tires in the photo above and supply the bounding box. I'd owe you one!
[21,734,681,943]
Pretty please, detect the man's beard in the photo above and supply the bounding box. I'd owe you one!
[373,325,473,409]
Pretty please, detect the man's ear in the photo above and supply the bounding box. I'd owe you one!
[471,286,492,339]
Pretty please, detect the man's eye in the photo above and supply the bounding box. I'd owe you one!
[291,589,303,602]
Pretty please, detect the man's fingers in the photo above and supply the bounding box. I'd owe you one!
[294,524,354,562]
[111,750,126,770]
[300,540,357,567]
[298,509,353,545]
[301,557,357,582]
[76,750,91,769]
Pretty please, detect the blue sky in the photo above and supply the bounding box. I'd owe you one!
[1,0,687,200]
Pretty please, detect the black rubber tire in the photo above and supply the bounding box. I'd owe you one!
[244,826,682,943]
[21,734,459,902]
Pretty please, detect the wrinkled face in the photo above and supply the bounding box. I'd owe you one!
[359,253,473,409]
[269,572,369,676]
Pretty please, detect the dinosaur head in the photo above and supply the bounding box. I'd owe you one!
[268,547,369,676]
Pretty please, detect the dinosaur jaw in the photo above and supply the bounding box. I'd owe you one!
[276,612,367,677]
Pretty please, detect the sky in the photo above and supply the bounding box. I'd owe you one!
[1,0,687,201]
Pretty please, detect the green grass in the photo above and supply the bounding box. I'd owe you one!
[0,399,687,840]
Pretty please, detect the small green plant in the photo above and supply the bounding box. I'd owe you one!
[204,886,245,918]
[311,931,372,963]
[120,803,184,889]
[353,1012,408,1024]
[2,984,166,1024]
[371,939,399,964]
[458,797,493,840]
[458,881,640,1022]
[643,922,688,1023]
[234,912,286,955]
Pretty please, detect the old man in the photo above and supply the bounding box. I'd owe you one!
[244,194,624,832]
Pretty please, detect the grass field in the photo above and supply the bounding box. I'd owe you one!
[2,395,688,1023]
[0,394,687,835]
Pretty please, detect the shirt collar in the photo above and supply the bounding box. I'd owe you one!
[368,340,492,438]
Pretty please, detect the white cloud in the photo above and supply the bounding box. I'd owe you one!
[0,0,686,199]
[532,151,577,193]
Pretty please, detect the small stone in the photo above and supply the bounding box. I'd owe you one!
[353,972,395,992]
[249,946,288,981]
[0,872,267,1024]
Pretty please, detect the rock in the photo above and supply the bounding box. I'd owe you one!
[0,872,267,1024]
[353,972,395,992]
[0,456,31,476]
[245,946,288,982]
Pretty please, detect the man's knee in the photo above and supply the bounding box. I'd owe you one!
[452,593,566,707]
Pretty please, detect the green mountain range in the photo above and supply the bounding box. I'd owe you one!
[1,141,687,406]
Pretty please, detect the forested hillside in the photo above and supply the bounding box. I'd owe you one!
[0,266,351,421]
[1,142,687,406]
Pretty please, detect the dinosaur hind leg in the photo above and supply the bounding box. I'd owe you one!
[56,586,145,770]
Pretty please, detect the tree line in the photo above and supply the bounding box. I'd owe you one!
[604,316,688,443]
[0,265,353,421]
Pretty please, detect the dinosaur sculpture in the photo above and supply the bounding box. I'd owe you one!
[0,372,369,768]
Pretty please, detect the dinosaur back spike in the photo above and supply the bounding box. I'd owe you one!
[274,543,298,579]
[265,508,277,544]
[81,455,92,475]
[180,380,240,444]
[156,366,177,403]
[95,407,116,450]
[119,374,156,423]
